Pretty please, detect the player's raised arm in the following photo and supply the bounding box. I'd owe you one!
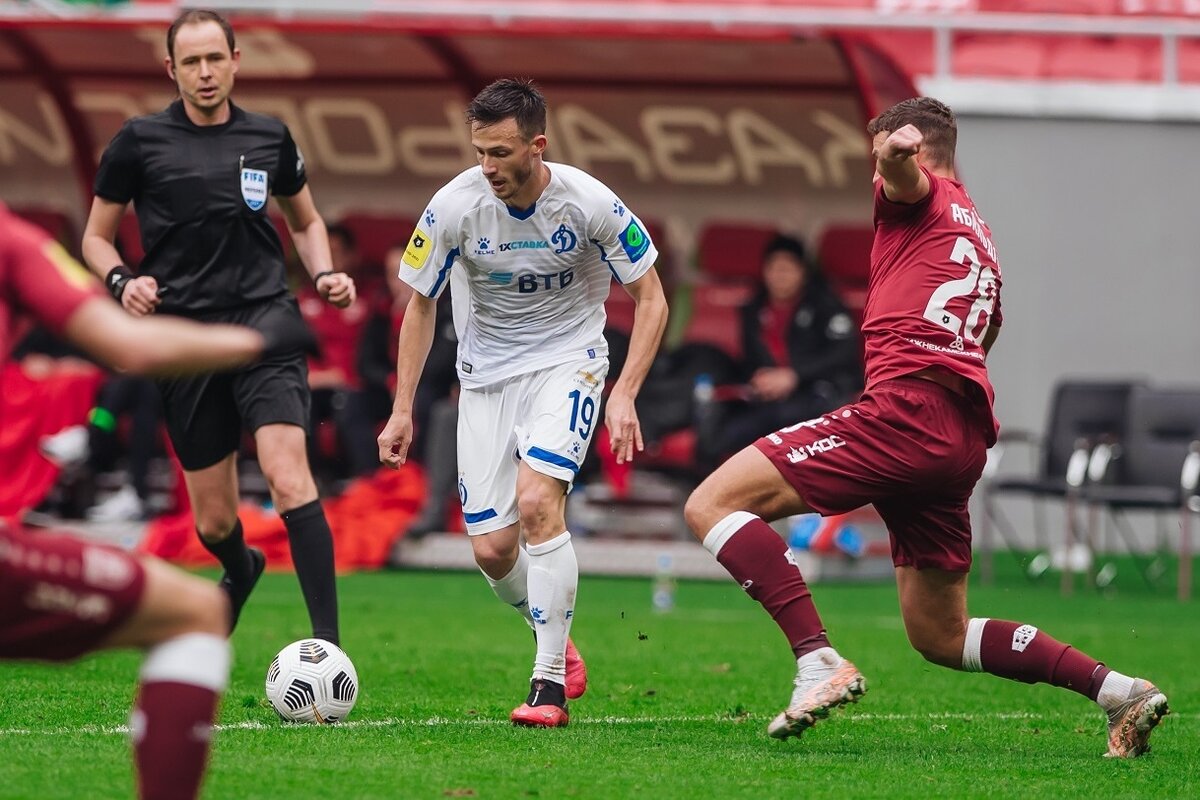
[377,291,438,469]
[277,186,355,309]
[871,123,931,205]
[606,267,669,464]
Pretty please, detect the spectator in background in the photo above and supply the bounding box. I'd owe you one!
[697,234,862,469]
[40,376,162,521]
[297,223,375,482]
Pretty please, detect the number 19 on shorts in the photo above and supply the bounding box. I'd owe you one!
[567,389,596,440]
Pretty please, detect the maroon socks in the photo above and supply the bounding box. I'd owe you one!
[962,617,1110,700]
[703,512,830,658]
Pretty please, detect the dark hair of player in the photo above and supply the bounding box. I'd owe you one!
[867,97,957,167]
[466,78,548,141]
[167,9,236,61]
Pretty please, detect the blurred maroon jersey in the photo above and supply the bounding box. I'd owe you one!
[863,166,1002,444]
[1,204,101,364]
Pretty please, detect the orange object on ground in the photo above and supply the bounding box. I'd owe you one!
[139,464,427,572]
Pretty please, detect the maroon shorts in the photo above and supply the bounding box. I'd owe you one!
[0,525,146,661]
[754,377,989,572]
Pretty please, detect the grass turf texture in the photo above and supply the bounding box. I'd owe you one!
[1,566,1196,799]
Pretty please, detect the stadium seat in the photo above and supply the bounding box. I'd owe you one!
[1044,36,1160,82]
[696,222,778,285]
[676,282,752,361]
[1180,38,1200,84]
[817,224,873,315]
[1080,385,1200,600]
[604,282,637,336]
[604,217,672,336]
[954,35,1047,79]
[978,380,1142,585]
[339,213,416,268]
[979,0,1120,14]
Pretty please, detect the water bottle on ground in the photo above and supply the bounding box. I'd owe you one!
[652,552,676,613]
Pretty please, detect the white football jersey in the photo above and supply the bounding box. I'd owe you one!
[397,162,657,389]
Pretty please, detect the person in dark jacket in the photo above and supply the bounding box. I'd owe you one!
[697,234,862,469]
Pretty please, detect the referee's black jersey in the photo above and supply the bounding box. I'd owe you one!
[94,100,306,316]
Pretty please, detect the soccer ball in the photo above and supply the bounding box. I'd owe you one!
[264,638,359,724]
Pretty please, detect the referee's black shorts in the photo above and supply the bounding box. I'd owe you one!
[157,295,311,471]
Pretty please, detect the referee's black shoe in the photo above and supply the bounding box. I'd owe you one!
[220,546,266,634]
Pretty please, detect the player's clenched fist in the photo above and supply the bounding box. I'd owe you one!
[317,271,356,309]
[874,123,923,163]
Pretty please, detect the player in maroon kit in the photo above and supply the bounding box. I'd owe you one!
[683,98,1167,757]
[1,204,311,799]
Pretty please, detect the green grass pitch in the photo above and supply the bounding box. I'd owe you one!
[1,566,1195,799]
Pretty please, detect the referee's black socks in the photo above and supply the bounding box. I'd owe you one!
[200,519,255,587]
[281,499,340,646]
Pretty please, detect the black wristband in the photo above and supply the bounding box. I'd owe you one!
[105,265,135,301]
[313,270,337,289]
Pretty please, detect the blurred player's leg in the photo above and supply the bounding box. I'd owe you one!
[184,454,264,633]
[104,558,231,800]
[257,423,340,645]
[898,566,1168,757]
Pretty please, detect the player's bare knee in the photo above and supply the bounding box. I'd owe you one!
[472,538,517,576]
[516,484,555,531]
[907,625,966,668]
[265,469,317,511]
[195,514,239,544]
[683,486,722,541]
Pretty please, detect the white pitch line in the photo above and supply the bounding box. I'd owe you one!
[0,710,1188,737]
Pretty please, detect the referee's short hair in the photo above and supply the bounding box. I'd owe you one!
[167,9,236,61]
[467,78,547,141]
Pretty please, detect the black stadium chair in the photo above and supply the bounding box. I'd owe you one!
[1081,385,1200,600]
[977,380,1142,584]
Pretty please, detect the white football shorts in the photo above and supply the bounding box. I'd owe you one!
[456,355,609,536]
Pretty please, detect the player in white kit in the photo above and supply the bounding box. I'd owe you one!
[378,79,669,727]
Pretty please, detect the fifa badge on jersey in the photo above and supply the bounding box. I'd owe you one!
[403,228,432,270]
[240,168,268,211]
[620,219,650,263]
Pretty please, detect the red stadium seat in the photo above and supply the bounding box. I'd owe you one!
[954,35,1047,79]
[1044,36,1160,82]
[605,217,672,336]
[1181,37,1200,84]
[696,222,777,285]
[817,224,873,314]
[979,0,1119,13]
[604,282,637,336]
[677,282,753,361]
[339,213,416,268]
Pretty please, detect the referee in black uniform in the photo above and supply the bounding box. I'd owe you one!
[81,9,349,645]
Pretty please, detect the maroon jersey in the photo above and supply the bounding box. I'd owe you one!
[863,166,1002,444]
[1,204,101,364]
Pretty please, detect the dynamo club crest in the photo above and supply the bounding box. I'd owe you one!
[240,168,268,211]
